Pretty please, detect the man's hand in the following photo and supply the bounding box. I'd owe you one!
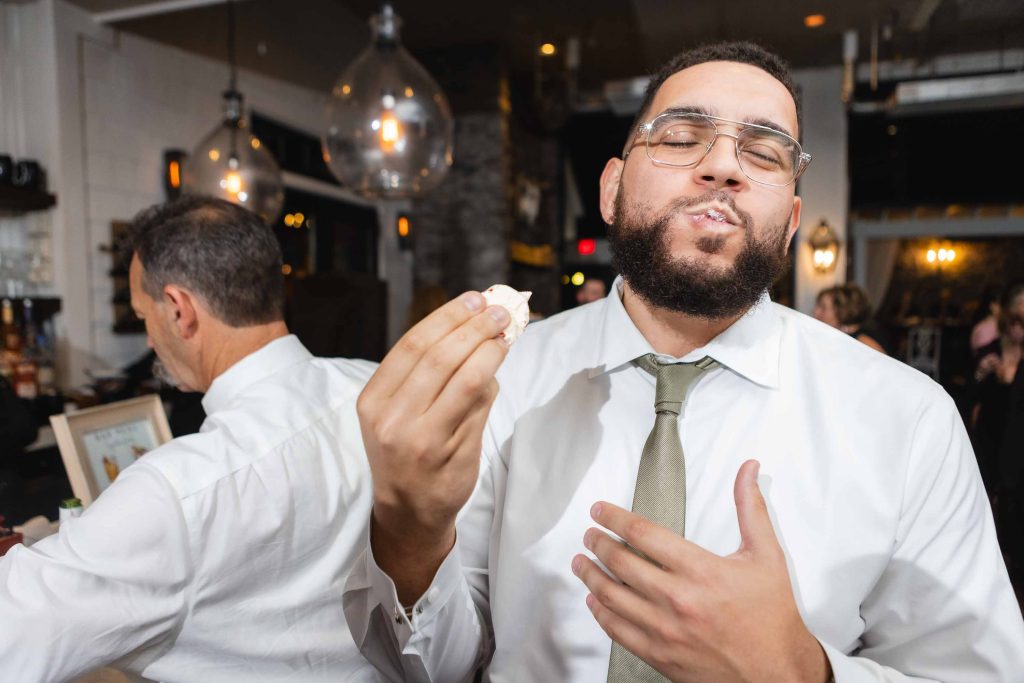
[573,460,831,683]
[358,291,511,604]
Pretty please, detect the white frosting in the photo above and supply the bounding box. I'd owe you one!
[482,284,532,344]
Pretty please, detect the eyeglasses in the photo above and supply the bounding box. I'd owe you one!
[623,112,812,187]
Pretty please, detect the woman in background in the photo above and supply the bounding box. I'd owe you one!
[813,284,887,354]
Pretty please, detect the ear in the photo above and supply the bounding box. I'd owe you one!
[598,158,624,226]
[784,196,802,254]
[162,285,200,340]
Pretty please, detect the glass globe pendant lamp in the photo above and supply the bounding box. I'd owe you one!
[182,1,284,223]
[323,4,454,199]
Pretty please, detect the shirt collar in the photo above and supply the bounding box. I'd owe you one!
[587,277,782,389]
[201,334,313,415]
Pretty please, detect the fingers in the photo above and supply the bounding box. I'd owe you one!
[365,292,489,399]
[438,379,498,469]
[583,587,652,667]
[581,527,666,600]
[733,460,778,557]
[590,502,712,573]
[389,306,509,420]
[426,339,508,436]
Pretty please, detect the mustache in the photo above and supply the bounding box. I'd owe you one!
[662,191,753,229]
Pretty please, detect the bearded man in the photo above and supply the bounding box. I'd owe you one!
[344,42,1024,682]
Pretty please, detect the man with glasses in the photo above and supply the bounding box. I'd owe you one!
[345,42,1024,681]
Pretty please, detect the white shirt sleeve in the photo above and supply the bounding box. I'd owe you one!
[819,391,1024,681]
[343,428,505,683]
[0,463,191,682]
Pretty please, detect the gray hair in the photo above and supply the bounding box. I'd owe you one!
[127,196,285,326]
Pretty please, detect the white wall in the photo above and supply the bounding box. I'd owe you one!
[2,0,331,385]
[791,66,848,314]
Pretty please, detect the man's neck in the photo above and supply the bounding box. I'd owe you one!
[621,281,745,358]
[198,321,290,392]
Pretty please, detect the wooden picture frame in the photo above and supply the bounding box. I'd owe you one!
[50,395,172,507]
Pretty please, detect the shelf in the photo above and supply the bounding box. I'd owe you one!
[4,296,61,322]
[0,185,56,213]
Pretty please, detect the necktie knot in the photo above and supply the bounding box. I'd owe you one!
[636,353,716,416]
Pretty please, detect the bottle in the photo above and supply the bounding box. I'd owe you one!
[0,299,19,383]
[12,299,38,399]
[58,497,83,524]
[35,318,57,397]
[1,298,21,354]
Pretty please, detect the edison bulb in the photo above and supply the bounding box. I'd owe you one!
[322,4,453,198]
[183,91,284,223]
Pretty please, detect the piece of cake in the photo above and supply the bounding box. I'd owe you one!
[482,284,532,344]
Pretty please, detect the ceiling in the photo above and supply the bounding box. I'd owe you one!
[66,0,1024,94]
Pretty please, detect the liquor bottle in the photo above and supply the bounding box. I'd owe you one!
[13,298,39,399]
[0,299,19,382]
[2,298,21,353]
[35,318,57,397]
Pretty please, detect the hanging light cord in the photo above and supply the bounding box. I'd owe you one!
[227,0,238,94]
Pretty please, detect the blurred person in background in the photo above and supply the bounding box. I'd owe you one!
[971,281,1024,576]
[971,285,1003,356]
[576,278,608,306]
[813,283,887,354]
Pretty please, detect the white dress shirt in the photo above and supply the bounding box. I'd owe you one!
[345,279,1024,682]
[1,335,381,682]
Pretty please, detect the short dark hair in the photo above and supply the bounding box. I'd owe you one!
[127,196,285,327]
[627,41,801,148]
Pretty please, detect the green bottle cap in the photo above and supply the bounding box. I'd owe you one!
[59,497,82,509]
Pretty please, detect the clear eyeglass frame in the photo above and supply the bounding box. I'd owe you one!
[623,111,812,187]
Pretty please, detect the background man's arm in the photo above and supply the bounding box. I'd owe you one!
[0,464,189,682]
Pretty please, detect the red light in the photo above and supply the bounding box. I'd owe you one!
[577,238,596,256]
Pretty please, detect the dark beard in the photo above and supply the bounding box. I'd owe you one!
[608,190,791,320]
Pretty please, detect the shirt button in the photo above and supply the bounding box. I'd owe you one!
[426,587,440,604]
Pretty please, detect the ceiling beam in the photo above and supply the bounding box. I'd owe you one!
[93,0,251,25]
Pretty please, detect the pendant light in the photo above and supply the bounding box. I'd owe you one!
[322,4,454,199]
[182,0,284,223]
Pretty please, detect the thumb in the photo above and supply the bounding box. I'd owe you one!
[733,459,778,557]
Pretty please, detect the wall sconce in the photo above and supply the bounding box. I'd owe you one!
[809,219,840,273]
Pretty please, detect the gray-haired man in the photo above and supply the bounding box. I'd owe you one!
[0,197,380,682]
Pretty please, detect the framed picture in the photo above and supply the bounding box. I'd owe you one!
[50,395,172,506]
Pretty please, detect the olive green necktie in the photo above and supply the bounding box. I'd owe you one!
[606,353,717,683]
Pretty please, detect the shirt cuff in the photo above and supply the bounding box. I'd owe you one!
[818,639,873,683]
[363,524,465,633]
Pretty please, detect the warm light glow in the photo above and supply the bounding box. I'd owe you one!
[221,171,243,195]
[380,112,401,151]
[404,86,414,97]
[561,274,570,285]
[813,248,836,270]
[251,138,261,149]
[168,160,181,189]
[281,264,293,275]
[208,149,221,161]
[571,272,585,286]
[927,249,937,263]
[397,215,410,237]
[540,43,557,56]
[804,14,826,28]
[577,238,597,256]
[284,214,295,227]
[294,212,305,227]
[341,84,351,95]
